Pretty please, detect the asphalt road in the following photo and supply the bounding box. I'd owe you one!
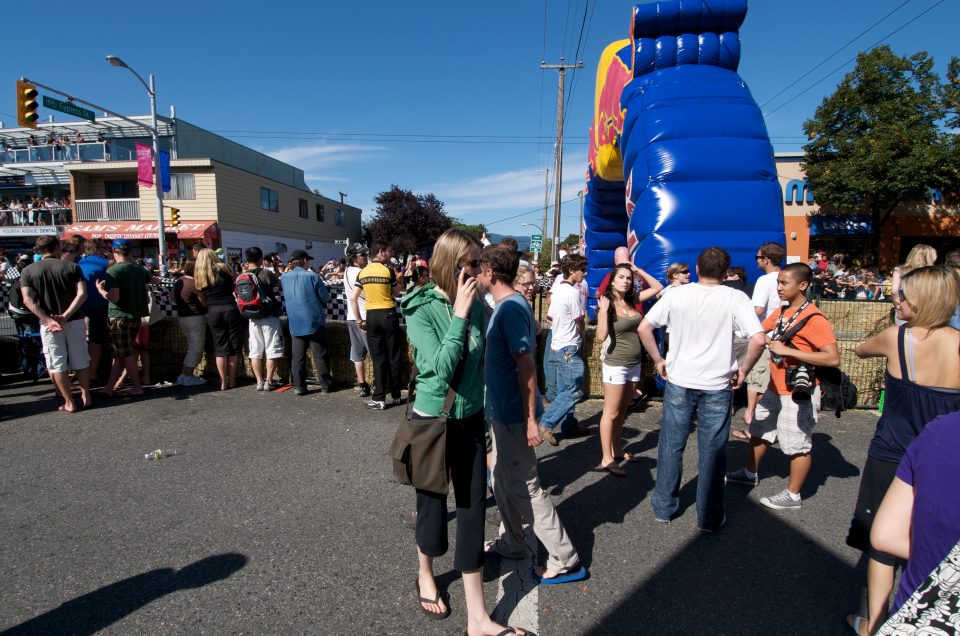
[0,376,877,635]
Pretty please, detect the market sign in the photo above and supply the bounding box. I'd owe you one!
[63,221,218,240]
[807,214,873,236]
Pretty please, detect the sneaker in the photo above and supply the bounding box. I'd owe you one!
[256,382,266,392]
[294,388,307,396]
[265,380,284,390]
[725,467,759,486]
[699,515,728,533]
[176,374,190,386]
[654,516,671,525]
[357,383,371,398]
[185,375,206,386]
[389,397,404,407]
[367,400,386,410]
[760,488,802,511]
[540,427,559,446]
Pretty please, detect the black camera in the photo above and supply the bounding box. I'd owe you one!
[786,364,814,402]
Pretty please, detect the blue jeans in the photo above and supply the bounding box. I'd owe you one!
[652,382,732,530]
[540,345,584,433]
[543,330,557,401]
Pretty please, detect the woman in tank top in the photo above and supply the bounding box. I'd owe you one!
[845,265,960,636]
[594,264,661,475]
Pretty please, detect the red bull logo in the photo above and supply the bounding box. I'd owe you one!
[589,40,632,182]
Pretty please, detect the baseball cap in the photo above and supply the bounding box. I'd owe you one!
[290,249,313,261]
[112,238,130,251]
[144,257,155,266]
[347,243,368,256]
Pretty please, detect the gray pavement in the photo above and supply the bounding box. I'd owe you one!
[0,376,877,635]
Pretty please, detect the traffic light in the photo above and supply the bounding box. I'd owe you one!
[170,207,180,226]
[16,80,39,129]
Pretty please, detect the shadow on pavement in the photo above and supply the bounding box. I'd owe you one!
[584,496,862,636]
[3,553,248,635]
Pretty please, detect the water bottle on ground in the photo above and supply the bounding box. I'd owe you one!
[144,448,177,460]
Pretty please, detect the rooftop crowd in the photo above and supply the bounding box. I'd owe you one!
[3,232,959,635]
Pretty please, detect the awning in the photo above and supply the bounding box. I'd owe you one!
[63,220,218,241]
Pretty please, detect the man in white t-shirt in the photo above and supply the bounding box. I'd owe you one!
[544,263,588,404]
[639,247,765,531]
[343,243,371,397]
[540,254,588,446]
[743,242,785,427]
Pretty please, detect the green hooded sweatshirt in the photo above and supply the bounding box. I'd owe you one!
[399,282,485,419]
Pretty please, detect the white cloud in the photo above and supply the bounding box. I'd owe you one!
[425,167,586,221]
[263,142,389,170]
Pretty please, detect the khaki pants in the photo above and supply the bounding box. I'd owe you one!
[490,417,580,573]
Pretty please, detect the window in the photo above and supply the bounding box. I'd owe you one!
[316,203,325,222]
[167,174,196,200]
[336,209,345,226]
[299,199,308,219]
[260,187,278,212]
[104,180,137,199]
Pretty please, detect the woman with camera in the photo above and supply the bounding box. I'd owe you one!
[398,229,525,636]
[845,265,960,636]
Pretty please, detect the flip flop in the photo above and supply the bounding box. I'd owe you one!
[595,462,627,477]
[414,579,450,620]
[732,429,750,440]
[463,628,522,636]
[532,565,588,585]
[614,453,643,463]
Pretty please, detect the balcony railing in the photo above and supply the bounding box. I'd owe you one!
[74,199,141,222]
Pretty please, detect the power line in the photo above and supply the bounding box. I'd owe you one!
[485,195,582,228]
[563,0,594,127]
[759,0,913,110]
[536,0,548,171]
[763,0,946,119]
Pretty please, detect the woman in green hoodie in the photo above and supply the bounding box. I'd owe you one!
[399,229,525,636]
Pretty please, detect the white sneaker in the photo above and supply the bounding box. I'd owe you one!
[760,488,802,510]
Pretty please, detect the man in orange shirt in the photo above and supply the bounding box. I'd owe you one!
[726,263,840,510]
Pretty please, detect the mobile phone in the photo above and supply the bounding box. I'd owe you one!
[456,265,474,282]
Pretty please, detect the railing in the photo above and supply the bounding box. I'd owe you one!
[74,199,141,222]
[0,142,137,164]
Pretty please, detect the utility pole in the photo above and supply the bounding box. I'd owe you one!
[537,168,549,263]
[541,57,583,262]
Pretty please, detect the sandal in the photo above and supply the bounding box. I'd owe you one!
[463,628,523,636]
[595,462,627,477]
[846,614,867,636]
[414,579,450,620]
[614,452,643,463]
[732,429,750,440]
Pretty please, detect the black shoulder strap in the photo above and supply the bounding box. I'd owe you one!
[780,314,815,347]
[897,324,909,379]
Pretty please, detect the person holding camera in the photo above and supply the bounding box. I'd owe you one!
[726,262,840,510]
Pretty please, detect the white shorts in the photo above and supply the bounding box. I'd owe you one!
[248,316,284,359]
[40,319,91,373]
[601,362,643,385]
[748,386,821,455]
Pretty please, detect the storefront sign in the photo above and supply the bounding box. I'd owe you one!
[0,225,62,237]
[808,214,873,236]
[0,175,27,188]
[63,221,218,240]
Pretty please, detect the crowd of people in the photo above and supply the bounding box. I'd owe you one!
[0,196,72,226]
[3,230,959,635]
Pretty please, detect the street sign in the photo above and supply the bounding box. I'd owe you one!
[334,239,350,245]
[530,233,543,252]
[42,96,96,122]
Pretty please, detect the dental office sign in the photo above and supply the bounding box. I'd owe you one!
[136,143,153,188]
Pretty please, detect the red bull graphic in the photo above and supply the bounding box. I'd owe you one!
[588,40,632,183]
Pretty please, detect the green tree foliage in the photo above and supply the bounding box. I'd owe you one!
[802,46,953,239]
[367,186,452,255]
[450,219,487,239]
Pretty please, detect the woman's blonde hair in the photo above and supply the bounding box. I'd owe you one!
[431,229,482,303]
[900,244,937,275]
[194,248,227,291]
[900,265,960,329]
[666,262,689,284]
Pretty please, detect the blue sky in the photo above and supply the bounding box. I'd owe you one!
[4,0,957,240]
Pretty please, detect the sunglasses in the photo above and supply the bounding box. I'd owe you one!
[516,281,535,287]
[755,255,765,261]
[898,289,907,302]
[462,259,480,268]
[679,270,690,275]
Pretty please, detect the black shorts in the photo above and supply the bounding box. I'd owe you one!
[845,454,901,566]
[206,304,245,357]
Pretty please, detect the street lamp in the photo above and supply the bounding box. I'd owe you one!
[521,222,544,262]
[106,55,167,275]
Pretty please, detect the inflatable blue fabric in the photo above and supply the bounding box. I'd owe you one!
[583,0,784,318]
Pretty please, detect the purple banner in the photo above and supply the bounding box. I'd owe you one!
[136,143,153,188]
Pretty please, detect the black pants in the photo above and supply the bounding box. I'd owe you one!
[415,410,487,572]
[366,308,404,401]
[290,327,333,391]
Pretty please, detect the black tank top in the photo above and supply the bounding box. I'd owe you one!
[868,325,960,463]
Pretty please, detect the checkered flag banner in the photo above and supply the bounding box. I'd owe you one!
[4,267,20,281]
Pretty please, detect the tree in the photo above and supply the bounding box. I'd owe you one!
[366,185,452,255]
[450,218,487,239]
[802,46,951,244]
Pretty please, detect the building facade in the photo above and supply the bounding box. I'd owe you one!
[777,152,959,269]
[1,116,361,262]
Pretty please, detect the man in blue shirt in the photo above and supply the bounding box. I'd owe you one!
[480,245,586,585]
[77,240,111,383]
[281,249,333,395]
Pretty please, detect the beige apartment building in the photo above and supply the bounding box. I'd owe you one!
[65,157,361,263]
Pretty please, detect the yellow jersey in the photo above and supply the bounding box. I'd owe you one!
[357,261,397,310]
